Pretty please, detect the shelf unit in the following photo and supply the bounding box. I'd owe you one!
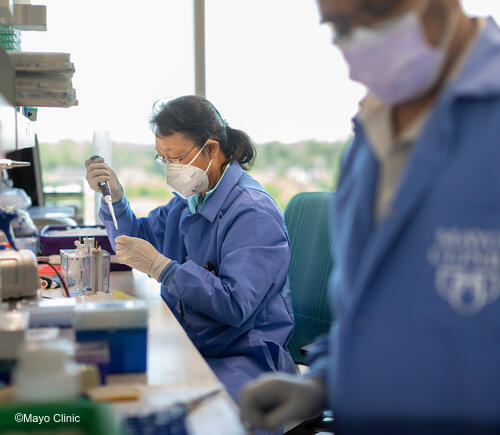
[0,43,16,155]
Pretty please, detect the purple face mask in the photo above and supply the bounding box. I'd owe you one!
[336,4,459,105]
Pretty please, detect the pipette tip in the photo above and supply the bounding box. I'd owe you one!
[110,208,119,230]
[103,195,119,230]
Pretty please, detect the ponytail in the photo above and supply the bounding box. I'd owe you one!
[223,126,256,170]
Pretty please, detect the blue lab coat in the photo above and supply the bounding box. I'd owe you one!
[308,18,500,428]
[100,162,295,399]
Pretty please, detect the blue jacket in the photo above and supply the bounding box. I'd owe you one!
[100,162,295,399]
[308,18,500,423]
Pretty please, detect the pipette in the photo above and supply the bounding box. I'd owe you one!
[89,155,118,230]
[98,179,119,230]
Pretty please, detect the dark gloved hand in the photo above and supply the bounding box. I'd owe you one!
[238,373,327,431]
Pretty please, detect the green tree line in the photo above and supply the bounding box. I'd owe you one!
[39,138,349,212]
[40,138,349,184]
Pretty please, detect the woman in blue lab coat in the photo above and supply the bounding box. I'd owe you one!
[85,95,295,400]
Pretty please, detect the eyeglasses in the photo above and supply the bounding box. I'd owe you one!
[324,0,408,39]
[154,144,197,165]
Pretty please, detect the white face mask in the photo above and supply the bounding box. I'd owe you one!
[336,1,459,105]
[166,142,213,199]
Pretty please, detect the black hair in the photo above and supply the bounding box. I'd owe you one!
[150,95,256,170]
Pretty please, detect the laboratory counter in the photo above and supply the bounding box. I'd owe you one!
[105,270,247,435]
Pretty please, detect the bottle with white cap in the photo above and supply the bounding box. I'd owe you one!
[13,338,81,402]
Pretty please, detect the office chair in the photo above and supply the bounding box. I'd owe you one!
[284,192,335,365]
[283,192,335,435]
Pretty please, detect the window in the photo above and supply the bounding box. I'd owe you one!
[20,0,500,217]
[22,0,194,218]
[205,0,363,208]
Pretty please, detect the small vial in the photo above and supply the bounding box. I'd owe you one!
[90,248,110,293]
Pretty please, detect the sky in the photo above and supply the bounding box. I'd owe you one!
[21,0,500,146]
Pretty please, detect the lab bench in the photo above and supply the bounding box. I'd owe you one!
[105,270,246,435]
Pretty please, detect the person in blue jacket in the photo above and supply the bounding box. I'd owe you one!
[85,95,295,401]
[240,0,500,433]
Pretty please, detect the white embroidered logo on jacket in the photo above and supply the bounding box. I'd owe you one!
[427,227,500,316]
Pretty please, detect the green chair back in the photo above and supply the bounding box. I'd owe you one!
[284,192,334,365]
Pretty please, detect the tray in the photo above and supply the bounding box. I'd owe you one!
[38,225,131,271]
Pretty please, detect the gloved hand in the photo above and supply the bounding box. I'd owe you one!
[85,157,123,202]
[115,235,171,280]
[238,373,327,431]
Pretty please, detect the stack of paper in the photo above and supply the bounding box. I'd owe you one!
[7,51,78,107]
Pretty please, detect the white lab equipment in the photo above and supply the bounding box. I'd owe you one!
[0,248,39,300]
[20,298,76,328]
[0,310,28,360]
[13,338,81,402]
